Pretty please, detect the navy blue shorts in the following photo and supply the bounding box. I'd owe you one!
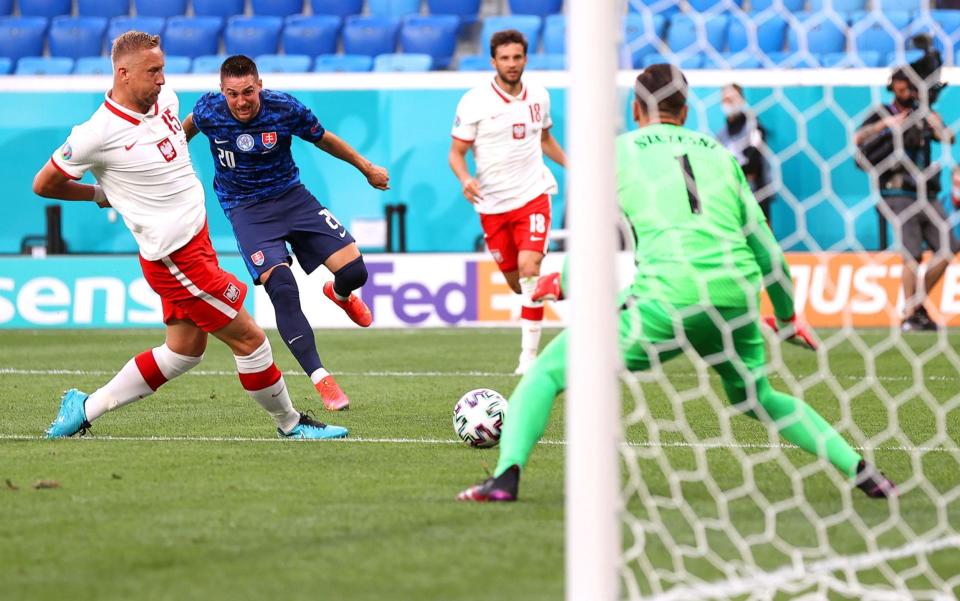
[226,184,355,284]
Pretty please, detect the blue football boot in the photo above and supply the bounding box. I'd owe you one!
[45,388,92,439]
[278,412,348,440]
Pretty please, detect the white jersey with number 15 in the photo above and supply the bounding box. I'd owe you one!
[451,79,558,215]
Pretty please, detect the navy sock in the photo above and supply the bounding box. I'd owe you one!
[263,266,322,375]
[333,256,369,299]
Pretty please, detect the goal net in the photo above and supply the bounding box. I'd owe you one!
[567,1,960,599]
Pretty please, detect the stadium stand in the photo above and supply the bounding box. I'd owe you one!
[73,55,111,73]
[542,14,564,54]
[193,0,245,18]
[343,15,400,56]
[0,17,48,63]
[457,54,491,70]
[163,16,223,58]
[400,15,459,69]
[133,0,186,18]
[809,0,866,9]
[727,13,787,54]
[368,0,421,18]
[750,0,804,10]
[19,0,71,17]
[282,15,341,56]
[0,56,10,72]
[107,16,164,44]
[373,52,432,71]
[786,13,848,54]
[0,0,10,15]
[623,13,667,67]
[666,13,729,55]
[427,0,480,26]
[525,52,564,69]
[480,15,542,54]
[256,53,312,72]
[224,16,283,57]
[191,54,224,73]
[311,0,363,18]
[312,53,372,71]
[508,0,562,17]
[48,17,108,60]
[252,0,304,17]
[77,0,129,18]
[702,52,762,68]
[163,55,192,73]
[850,10,913,57]
[15,56,73,74]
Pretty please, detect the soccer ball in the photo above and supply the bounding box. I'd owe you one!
[452,388,508,448]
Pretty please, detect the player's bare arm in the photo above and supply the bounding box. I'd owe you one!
[315,131,389,190]
[448,137,482,203]
[33,161,110,208]
[182,113,199,142]
[541,128,566,167]
[926,111,955,143]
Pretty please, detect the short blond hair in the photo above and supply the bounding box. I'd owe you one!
[111,31,161,63]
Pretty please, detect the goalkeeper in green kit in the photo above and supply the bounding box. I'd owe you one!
[458,64,897,502]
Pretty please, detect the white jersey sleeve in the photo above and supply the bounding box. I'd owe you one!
[542,93,553,130]
[451,93,479,142]
[51,122,102,180]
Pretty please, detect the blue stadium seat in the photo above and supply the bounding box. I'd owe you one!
[786,14,847,54]
[342,15,400,56]
[77,0,129,18]
[311,0,363,17]
[164,17,223,58]
[373,52,432,71]
[543,14,564,54]
[687,0,742,11]
[666,14,728,54]
[255,53,312,72]
[700,53,762,68]
[878,0,919,9]
[164,55,192,73]
[622,13,666,68]
[767,50,820,67]
[0,57,10,72]
[0,0,11,15]
[73,55,112,73]
[508,0,562,18]
[252,0,304,17]
[481,15,542,55]
[368,0,421,17]
[727,13,787,53]
[525,52,564,69]
[225,16,283,57]
[850,11,911,56]
[931,9,960,36]
[820,50,882,67]
[627,0,679,16]
[191,54,224,73]
[809,0,865,11]
[49,17,109,59]
[400,15,459,69]
[0,17,48,62]
[642,52,703,69]
[427,0,480,26]
[193,0,244,18]
[282,15,341,56]
[19,0,70,17]
[750,0,804,10]
[133,0,186,18]
[313,53,372,71]
[15,56,73,74]
[457,54,491,70]
[107,16,164,44]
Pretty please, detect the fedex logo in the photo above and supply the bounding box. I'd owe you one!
[362,262,479,324]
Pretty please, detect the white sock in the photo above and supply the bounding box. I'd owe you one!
[309,367,330,385]
[236,339,300,433]
[519,276,544,355]
[85,345,202,421]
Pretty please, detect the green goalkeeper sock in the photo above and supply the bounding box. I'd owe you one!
[494,331,568,477]
[753,384,862,478]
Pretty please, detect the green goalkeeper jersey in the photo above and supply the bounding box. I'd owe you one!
[616,123,794,317]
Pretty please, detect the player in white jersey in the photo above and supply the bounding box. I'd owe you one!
[32,31,346,440]
[448,29,566,374]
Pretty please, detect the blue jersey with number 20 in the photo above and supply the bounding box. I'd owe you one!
[192,89,326,211]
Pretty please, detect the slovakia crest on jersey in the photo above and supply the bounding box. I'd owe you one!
[261,132,277,149]
[250,250,265,266]
[157,138,177,162]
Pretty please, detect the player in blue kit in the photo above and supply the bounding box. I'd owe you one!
[183,55,390,411]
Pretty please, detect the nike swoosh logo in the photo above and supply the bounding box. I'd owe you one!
[271,385,286,398]
[214,139,229,144]
[287,335,303,344]
[124,142,136,150]
[339,231,346,238]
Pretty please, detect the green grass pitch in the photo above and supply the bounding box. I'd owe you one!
[1,328,958,600]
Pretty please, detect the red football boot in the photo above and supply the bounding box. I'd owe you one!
[323,281,372,327]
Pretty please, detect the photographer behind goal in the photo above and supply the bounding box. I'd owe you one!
[854,39,956,331]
